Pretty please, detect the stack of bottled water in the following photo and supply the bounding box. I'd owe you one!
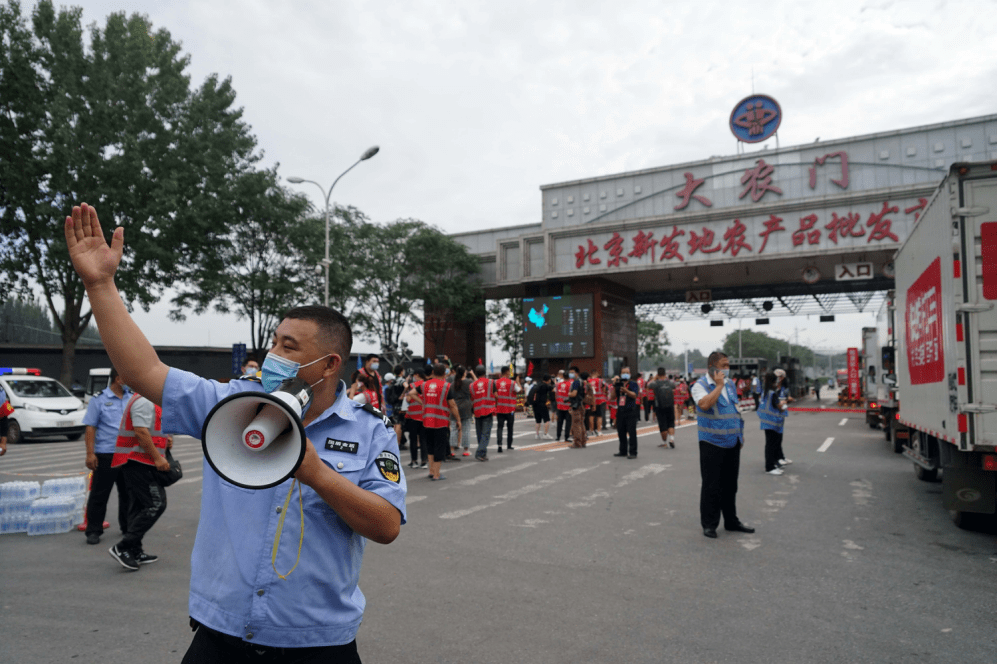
[0,481,41,534]
[0,476,88,535]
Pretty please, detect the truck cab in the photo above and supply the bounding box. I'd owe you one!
[83,368,112,405]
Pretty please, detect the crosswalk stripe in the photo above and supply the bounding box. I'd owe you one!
[439,462,605,520]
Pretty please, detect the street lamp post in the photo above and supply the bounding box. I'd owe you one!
[288,145,380,307]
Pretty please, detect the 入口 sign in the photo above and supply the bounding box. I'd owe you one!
[685,290,712,303]
[835,262,874,281]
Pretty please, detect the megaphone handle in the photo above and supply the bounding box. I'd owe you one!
[271,480,304,580]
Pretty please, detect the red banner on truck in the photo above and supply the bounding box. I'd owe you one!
[905,257,945,384]
[847,348,860,398]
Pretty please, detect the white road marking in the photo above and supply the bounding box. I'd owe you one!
[614,464,670,488]
[439,463,603,519]
[512,519,549,528]
[457,462,538,486]
[850,479,873,506]
[817,437,835,452]
[842,540,864,550]
[406,495,427,504]
[838,418,848,426]
[738,536,762,551]
[173,476,203,486]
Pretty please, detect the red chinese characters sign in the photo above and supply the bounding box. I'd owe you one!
[567,198,922,271]
[847,348,860,399]
[905,257,945,385]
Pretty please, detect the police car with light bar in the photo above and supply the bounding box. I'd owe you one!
[0,368,87,444]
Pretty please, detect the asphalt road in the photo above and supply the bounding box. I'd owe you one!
[2,407,995,664]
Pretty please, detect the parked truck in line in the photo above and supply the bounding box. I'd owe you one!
[894,162,997,529]
[871,294,903,450]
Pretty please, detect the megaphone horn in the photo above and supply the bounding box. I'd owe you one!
[201,378,313,490]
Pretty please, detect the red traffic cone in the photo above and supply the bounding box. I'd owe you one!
[76,471,110,532]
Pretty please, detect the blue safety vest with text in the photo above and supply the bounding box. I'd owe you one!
[758,389,786,433]
[694,376,744,448]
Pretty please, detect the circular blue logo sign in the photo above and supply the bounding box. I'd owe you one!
[729,95,782,143]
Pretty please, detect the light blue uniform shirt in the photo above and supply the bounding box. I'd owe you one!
[82,387,132,454]
[161,368,407,648]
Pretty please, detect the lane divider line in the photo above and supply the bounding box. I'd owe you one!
[817,437,835,453]
[838,418,848,426]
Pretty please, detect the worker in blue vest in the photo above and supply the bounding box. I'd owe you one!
[758,371,789,475]
[691,352,756,539]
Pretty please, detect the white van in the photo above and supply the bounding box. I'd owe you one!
[0,370,87,444]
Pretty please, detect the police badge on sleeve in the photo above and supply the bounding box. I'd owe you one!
[375,451,401,483]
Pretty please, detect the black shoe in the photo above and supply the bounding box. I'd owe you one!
[669,441,675,448]
[613,453,627,457]
[725,523,755,533]
[476,454,488,462]
[135,552,159,565]
[627,454,637,459]
[497,447,503,453]
[507,446,515,451]
[703,528,718,539]
[109,545,139,571]
[86,533,100,545]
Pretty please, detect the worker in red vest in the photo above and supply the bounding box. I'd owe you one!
[108,393,171,571]
[0,384,13,456]
[409,363,460,481]
[587,370,607,435]
[348,354,383,410]
[493,366,521,453]
[404,370,427,469]
[470,365,496,461]
[554,372,572,442]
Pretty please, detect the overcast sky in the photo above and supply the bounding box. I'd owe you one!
[62,0,997,361]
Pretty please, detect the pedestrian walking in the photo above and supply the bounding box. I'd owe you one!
[554,372,572,442]
[567,367,587,448]
[81,367,132,545]
[0,383,10,457]
[612,368,640,458]
[692,352,755,539]
[751,373,762,410]
[648,368,676,448]
[531,374,555,439]
[673,375,689,426]
[773,369,794,467]
[108,392,171,570]
[411,363,461,481]
[448,366,474,458]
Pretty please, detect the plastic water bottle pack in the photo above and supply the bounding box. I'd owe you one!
[1,479,88,535]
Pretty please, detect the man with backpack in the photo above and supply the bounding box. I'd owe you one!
[648,368,676,448]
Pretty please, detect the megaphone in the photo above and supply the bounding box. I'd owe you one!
[201,378,313,489]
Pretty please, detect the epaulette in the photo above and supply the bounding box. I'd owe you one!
[358,402,393,429]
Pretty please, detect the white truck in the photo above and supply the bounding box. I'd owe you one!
[861,326,879,426]
[895,161,997,529]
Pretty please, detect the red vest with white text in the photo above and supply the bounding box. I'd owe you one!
[111,394,168,468]
[494,377,516,414]
[406,380,424,421]
[421,378,451,429]
[471,377,496,417]
[555,380,571,411]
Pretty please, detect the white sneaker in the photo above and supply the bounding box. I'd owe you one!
[767,468,784,475]
[779,459,792,465]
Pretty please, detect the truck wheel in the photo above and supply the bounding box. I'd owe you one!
[891,430,903,454]
[884,423,891,442]
[914,463,938,482]
[7,419,22,445]
[950,510,991,531]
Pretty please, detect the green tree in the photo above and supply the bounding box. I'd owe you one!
[168,168,315,357]
[721,329,815,366]
[636,311,669,363]
[487,298,523,369]
[0,1,260,385]
[0,298,100,344]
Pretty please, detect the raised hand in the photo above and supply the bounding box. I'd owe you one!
[64,203,124,287]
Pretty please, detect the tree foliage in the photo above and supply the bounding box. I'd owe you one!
[168,168,315,357]
[636,311,669,363]
[721,329,816,366]
[0,297,99,344]
[0,0,260,385]
[487,298,523,368]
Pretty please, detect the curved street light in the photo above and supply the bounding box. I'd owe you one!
[288,145,380,306]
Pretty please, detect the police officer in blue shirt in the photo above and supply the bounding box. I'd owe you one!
[65,203,406,663]
[691,352,756,539]
[82,367,132,544]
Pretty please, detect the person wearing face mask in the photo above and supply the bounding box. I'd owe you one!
[612,368,640,458]
[691,351,754,539]
[348,354,383,411]
[64,203,405,662]
[567,366,587,448]
[237,359,261,382]
[554,369,573,443]
[759,371,788,475]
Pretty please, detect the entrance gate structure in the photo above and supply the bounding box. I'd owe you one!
[432,114,997,375]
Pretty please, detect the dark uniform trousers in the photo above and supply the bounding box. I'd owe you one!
[183,622,362,663]
[85,452,129,536]
[404,419,425,464]
[616,409,638,455]
[118,461,167,554]
[496,412,515,449]
[699,440,741,530]
[556,409,571,440]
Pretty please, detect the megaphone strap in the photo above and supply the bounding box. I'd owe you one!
[271,480,304,580]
